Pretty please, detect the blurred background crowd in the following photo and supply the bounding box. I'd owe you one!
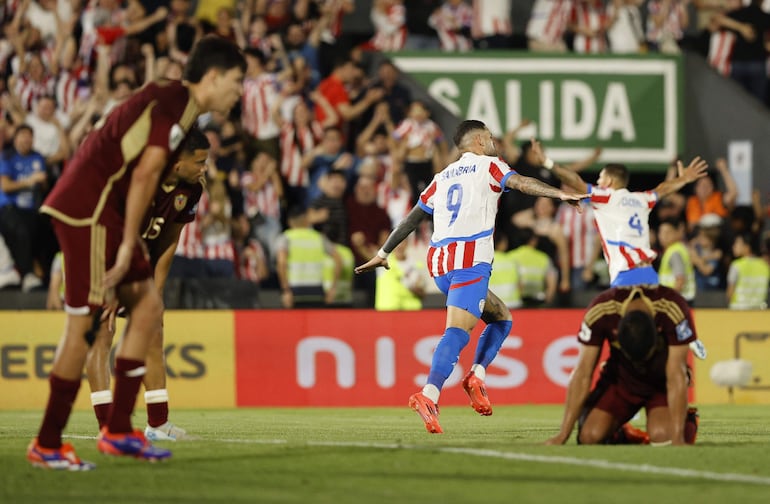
[0,0,768,310]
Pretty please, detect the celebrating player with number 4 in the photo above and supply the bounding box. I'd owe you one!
[355,120,587,434]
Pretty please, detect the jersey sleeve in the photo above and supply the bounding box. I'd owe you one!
[576,290,615,347]
[417,177,437,214]
[640,190,658,209]
[658,288,697,346]
[488,159,515,192]
[587,184,612,207]
[174,185,203,224]
[146,97,186,154]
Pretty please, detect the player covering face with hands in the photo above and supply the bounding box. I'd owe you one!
[356,120,587,433]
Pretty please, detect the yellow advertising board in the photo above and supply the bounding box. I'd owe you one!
[693,310,770,405]
[0,311,235,410]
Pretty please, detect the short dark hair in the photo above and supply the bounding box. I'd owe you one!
[453,120,486,147]
[603,163,630,187]
[617,310,657,362]
[735,232,760,255]
[244,47,267,66]
[15,124,34,136]
[183,36,247,84]
[181,127,210,154]
[659,217,683,230]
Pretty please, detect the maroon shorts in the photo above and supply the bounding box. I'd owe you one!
[52,220,152,314]
[593,381,668,424]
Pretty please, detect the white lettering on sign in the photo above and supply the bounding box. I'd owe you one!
[542,336,581,387]
[428,78,462,116]
[375,337,395,388]
[296,337,355,389]
[485,337,528,388]
[562,80,596,140]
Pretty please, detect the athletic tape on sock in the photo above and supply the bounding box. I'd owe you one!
[90,390,113,406]
[144,389,169,404]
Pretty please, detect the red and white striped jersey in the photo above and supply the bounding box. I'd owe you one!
[55,70,79,115]
[471,0,512,38]
[645,0,687,44]
[241,171,281,220]
[428,2,474,52]
[279,120,323,187]
[236,238,267,283]
[242,73,281,140]
[393,118,444,160]
[570,1,607,54]
[526,0,573,44]
[419,152,514,277]
[377,180,412,228]
[708,30,736,76]
[587,185,658,283]
[370,2,407,51]
[14,74,56,111]
[556,202,597,268]
[175,191,236,261]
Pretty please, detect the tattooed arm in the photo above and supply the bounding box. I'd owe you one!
[506,173,587,202]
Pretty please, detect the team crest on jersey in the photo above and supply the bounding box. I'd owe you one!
[169,124,185,151]
[174,194,188,211]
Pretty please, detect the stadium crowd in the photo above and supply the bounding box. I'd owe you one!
[0,0,768,309]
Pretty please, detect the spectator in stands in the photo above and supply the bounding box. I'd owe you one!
[303,126,357,207]
[657,218,696,305]
[570,0,608,54]
[556,198,600,292]
[0,233,20,289]
[606,0,646,54]
[242,152,283,267]
[689,218,725,291]
[283,14,329,89]
[369,0,407,52]
[315,57,384,135]
[4,94,70,174]
[393,100,447,205]
[404,0,441,49]
[471,0,512,49]
[242,47,283,163]
[276,205,343,308]
[0,124,48,291]
[509,227,558,307]
[364,60,412,127]
[309,168,349,246]
[347,174,392,307]
[232,214,270,286]
[527,0,571,52]
[713,0,770,103]
[428,0,474,52]
[685,158,737,234]
[726,232,769,309]
[645,0,689,54]
[488,231,523,309]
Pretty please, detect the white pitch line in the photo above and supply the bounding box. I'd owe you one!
[63,435,770,486]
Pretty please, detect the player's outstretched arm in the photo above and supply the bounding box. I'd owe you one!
[653,156,709,199]
[665,345,690,446]
[545,343,601,445]
[153,222,186,294]
[527,138,589,193]
[354,205,429,274]
[506,173,588,204]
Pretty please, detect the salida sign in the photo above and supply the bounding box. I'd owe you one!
[392,53,681,168]
[235,310,586,406]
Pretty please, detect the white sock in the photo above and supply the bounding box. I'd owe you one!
[144,389,169,404]
[470,364,486,381]
[421,384,440,403]
[90,390,113,406]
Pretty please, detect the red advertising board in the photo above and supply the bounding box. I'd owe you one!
[234,309,586,406]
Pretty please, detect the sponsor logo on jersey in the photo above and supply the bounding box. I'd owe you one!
[578,321,592,342]
[675,319,693,342]
[169,123,185,151]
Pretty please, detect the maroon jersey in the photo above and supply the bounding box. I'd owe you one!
[577,285,696,397]
[141,179,204,265]
[41,80,199,230]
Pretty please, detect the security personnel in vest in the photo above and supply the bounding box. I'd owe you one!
[727,232,770,310]
[658,218,696,305]
[509,227,557,307]
[375,241,425,311]
[489,231,522,309]
[276,206,343,308]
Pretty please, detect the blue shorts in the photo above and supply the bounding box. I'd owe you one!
[433,263,492,318]
[612,266,659,287]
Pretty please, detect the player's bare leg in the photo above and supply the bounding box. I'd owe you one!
[143,322,187,441]
[463,290,512,416]
[97,279,171,461]
[28,314,96,470]
[577,408,618,444]
[86,323,116,429]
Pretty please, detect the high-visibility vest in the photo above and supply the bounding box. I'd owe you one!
[729,257,770,309]
[284,228,326,287]
[509,245,550,301]
[324,244,354,304]
[489,250,522,308]
[659,241,696,301]
[375,256,423,311]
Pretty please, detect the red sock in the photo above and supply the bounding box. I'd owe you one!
[106,358,145,434]
[38,374,81,449]
[93,403,111,429]
[146,402,169,428]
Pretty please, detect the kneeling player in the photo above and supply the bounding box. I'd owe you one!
[86,128,209,441]
[546,285,700,446]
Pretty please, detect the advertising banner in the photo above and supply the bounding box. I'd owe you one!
[693,310,770,405]
[392,52,682,170]
[0,311,235,410]
[234,309,586,407]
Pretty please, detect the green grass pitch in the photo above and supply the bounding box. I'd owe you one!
[1,405,769,503]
